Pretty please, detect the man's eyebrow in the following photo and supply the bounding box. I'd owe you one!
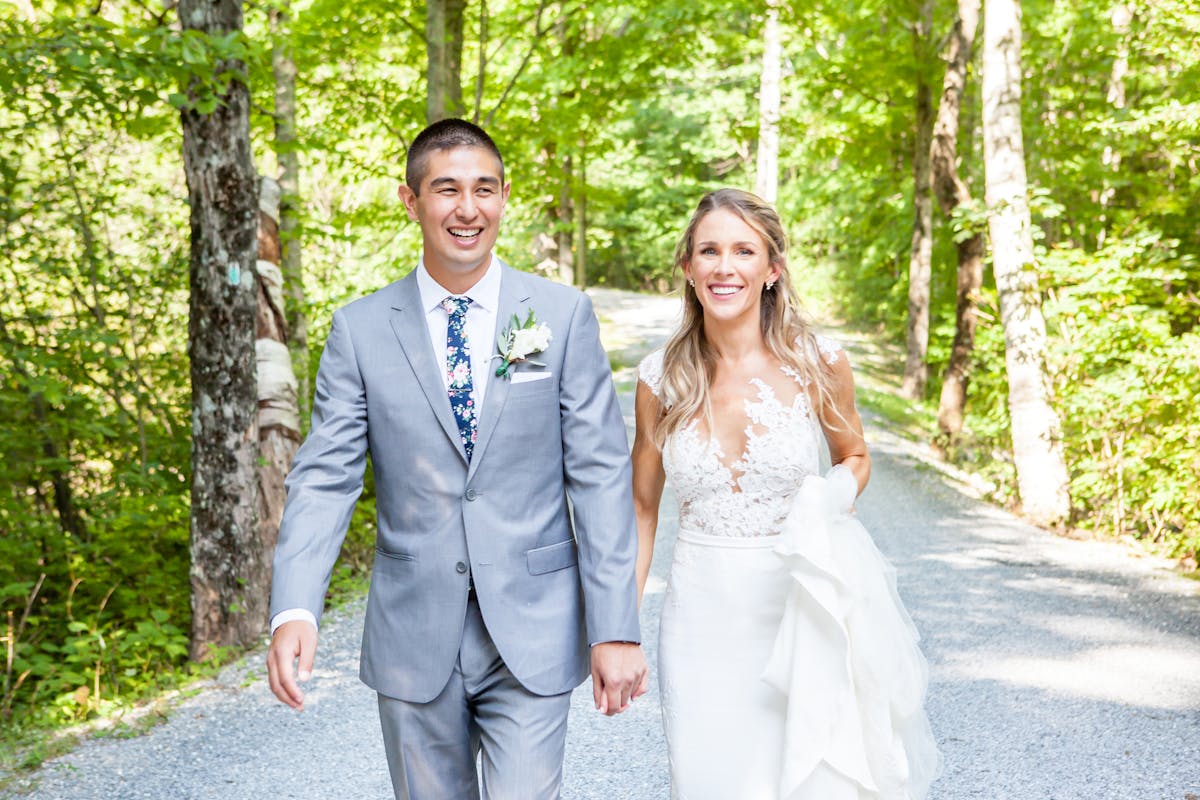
[428,175,501,188]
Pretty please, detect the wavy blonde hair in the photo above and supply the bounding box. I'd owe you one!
[653,188,841,448]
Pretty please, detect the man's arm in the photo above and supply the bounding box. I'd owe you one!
[267,309,369,708]
[557,292,647,715]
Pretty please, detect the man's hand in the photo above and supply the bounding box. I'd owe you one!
[590,642,649,716]
[267,620,318,711]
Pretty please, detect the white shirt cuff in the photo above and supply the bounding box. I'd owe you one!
[270,608,318,634]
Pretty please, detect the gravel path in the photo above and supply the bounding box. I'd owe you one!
[11,288,1199,799]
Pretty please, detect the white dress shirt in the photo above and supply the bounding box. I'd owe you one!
[415,256,501,408]
[270,258,504,634]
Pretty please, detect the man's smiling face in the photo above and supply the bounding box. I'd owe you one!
[399,146,510,291]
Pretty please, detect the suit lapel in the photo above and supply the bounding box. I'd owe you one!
[388,273,469,465]
[467,265,532,481]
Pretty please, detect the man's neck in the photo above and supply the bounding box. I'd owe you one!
[424,253,494,296]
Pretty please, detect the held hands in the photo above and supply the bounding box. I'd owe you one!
[267,620,318,711]
[590,642,649,716]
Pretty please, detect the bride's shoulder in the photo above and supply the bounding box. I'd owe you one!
[796,332,845,367]
[637,349,666,399]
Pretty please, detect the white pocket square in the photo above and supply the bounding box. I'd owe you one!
[511,371,553,384]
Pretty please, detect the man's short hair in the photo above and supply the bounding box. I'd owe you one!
[405,119,505,193]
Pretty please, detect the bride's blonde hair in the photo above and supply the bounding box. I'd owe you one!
[653,188,840,448]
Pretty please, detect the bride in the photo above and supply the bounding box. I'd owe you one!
[632,189,939,799]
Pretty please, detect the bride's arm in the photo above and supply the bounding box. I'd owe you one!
[631,380,666,606]
[819,353,871,498]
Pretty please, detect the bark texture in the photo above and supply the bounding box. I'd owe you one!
[982,0,1071,525]
[256,178,302,589]
[426,0,467,123]
[270,0,310,422]
[902,1,936,400]
[932,0,985,437]
[180,0,265,660]
[755,0,782,204]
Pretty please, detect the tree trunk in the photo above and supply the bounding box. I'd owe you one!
[255,178,302,591]
[557,154,574,285]
[1097,3,1131,249]
[902,0,936,400]
[269,0,310,424]
[0,311,88,543]
[472,0,489,124]
[426,0,467,123]
[554,16,575,286]
[982,0,1071,525]
[932,0,985,437]
[573,145,587,289]
[179,0,265,660]
[755,0,782,204]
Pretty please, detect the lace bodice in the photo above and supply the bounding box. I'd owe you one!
[638,336,842,538]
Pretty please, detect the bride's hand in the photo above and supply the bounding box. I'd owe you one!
[825,463,859,515]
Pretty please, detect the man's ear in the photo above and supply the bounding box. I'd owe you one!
[397,184,419,221]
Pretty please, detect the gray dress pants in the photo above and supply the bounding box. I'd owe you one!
[377,593,573,800]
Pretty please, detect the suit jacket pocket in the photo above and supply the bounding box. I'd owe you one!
[507,378,558,402]
[525,539,578,575]
[373,548,416,579]
[375,547,415,561]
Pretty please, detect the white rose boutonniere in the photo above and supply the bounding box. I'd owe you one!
[494,308,552,379]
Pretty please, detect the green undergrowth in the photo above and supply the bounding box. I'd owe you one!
[841,323,1197,576]
[1,498,378,789]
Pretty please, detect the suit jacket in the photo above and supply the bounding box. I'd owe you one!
[269,261,641,702]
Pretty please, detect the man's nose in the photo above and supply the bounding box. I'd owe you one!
[456,194,477,218]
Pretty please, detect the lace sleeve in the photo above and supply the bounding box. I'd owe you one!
[812,334,843,366]
[638,349,666,400]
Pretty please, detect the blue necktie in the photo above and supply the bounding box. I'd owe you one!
[441,296,477,462]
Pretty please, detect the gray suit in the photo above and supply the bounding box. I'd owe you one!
[270,262,640,797]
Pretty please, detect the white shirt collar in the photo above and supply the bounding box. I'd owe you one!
[416,256,503,315]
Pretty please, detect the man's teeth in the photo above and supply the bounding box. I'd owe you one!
[450,229,482,238]
[711,286,741,295]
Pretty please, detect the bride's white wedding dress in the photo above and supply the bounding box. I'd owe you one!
[639,340,940,800]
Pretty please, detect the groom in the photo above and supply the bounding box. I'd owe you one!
[267,119,647,799]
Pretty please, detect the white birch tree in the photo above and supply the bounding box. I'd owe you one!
[982,0,1071,524]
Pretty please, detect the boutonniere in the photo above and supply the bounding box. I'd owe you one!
[493,308,552,379]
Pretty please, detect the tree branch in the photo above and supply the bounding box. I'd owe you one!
[485,0,551,127]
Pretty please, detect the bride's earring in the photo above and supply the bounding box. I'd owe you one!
[765,280,776,291]
[687,278,695,288]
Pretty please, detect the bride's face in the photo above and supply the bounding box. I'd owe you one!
[684,209,781,326]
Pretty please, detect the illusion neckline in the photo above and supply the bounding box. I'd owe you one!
[682,371,809,494]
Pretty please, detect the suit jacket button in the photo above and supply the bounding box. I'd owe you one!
[455,562,468,574]
[465,489,478,501]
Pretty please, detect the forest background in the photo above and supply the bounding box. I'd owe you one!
[1,0,1196,764]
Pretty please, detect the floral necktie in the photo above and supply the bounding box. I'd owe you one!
[441,296,477,462]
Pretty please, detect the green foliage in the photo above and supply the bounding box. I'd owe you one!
[1045,236,1200,553]
[1,2,197,739]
